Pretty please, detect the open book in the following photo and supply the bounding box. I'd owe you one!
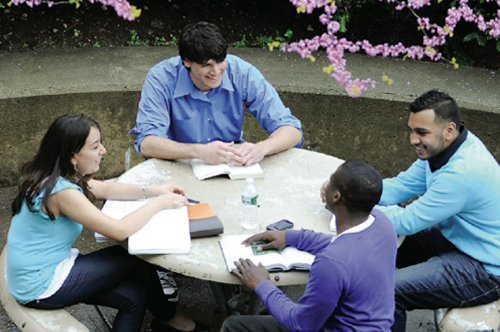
[96,200,191,254]
[191,158,264,180]
[219,234,315,272]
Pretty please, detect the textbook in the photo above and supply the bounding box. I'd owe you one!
[191,158,264,180]
[187,203,224,238]
[219,234,315,272]
[96,200,191,254]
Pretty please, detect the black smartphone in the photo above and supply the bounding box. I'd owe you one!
[266,219,294,231]
[250,239,269,246]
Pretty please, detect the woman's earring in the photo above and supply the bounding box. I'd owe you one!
[73,163,78,173]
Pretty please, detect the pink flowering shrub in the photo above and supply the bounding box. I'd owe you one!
[286,0,500,97]
[8,0,140,21]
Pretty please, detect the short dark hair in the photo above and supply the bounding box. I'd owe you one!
[410,89,460,127]
[12,114,99,219]
[179,21,228,64]
[332,160,382,214]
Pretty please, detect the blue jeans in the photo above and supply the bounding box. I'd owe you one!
[392,226,500,332]
[25,245,176,332]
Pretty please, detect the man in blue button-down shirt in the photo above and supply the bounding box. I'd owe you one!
[130,21,303,166]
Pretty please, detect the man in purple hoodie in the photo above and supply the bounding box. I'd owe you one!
[221,160,397,332]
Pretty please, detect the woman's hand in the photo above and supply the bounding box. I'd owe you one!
[155,192,188,210]
[148,183,187,198]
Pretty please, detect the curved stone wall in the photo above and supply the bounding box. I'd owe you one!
[0,47,499,186]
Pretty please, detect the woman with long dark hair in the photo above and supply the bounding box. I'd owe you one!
[6,114,207,332]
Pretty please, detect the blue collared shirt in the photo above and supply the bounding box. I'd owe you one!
[130,54,303,154]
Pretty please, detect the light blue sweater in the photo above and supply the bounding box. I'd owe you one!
[377,131,500,275]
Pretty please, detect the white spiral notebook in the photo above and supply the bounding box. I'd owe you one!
[96,200,191,255]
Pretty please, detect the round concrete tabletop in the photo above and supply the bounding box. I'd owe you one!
[114,148,344,286]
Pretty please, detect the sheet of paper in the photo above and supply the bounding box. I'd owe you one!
[127,201,191,254]
[95,200,130,242]
[95,200,191,254]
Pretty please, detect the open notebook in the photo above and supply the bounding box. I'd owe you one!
[219,234,315,272]
[96,200,191,254]
[191,158,264,180]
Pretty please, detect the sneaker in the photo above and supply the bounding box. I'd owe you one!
[157,270,179,302]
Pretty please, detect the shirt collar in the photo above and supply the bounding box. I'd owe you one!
[173,63,234,99]
[428,125,468,172]
[331,214,375,242]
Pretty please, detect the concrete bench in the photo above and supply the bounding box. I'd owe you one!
[0,246,90,332]
[435,304,500,332]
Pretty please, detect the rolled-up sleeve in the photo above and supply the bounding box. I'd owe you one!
[244,66,303,147]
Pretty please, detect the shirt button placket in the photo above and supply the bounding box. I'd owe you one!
[206,117,213,142]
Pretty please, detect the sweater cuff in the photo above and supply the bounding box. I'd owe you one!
[286,229,302,247]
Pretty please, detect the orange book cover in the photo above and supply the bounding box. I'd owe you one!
[187,203,216,220]
[187,203,223,238]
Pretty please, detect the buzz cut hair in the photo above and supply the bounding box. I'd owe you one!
[332,160,383,214]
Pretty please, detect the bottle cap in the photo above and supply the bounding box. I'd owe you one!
[246,178,254,183]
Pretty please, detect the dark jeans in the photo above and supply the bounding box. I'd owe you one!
[221,315,289,332]
[25,245,176,332]
[392,226,500,332]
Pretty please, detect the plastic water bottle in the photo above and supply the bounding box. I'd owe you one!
[241,178,258,230]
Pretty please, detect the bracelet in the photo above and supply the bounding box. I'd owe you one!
[142,185,146,199]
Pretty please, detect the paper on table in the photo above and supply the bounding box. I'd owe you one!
[95,200,191,254]
[126,201,191,255]
[95,200,128,243]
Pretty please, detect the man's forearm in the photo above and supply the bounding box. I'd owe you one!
[140,135,244,164]
[258,126,302,156]
[139,135,200,160]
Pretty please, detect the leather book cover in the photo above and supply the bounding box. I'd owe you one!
[187,203,224,238]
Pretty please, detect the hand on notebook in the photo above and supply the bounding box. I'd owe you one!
[196,141,243,165]
[242,231,286,252]
[231,258,270,291]
[155,183,187,198]
[155,193,188,209]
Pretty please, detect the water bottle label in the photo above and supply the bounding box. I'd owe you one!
[242,195,258,206]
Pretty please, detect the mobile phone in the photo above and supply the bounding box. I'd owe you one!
[266,219,294,231]
[250,240,269,246]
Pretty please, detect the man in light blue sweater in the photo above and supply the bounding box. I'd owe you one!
[376,89,500,332]
[222,160,397,332]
